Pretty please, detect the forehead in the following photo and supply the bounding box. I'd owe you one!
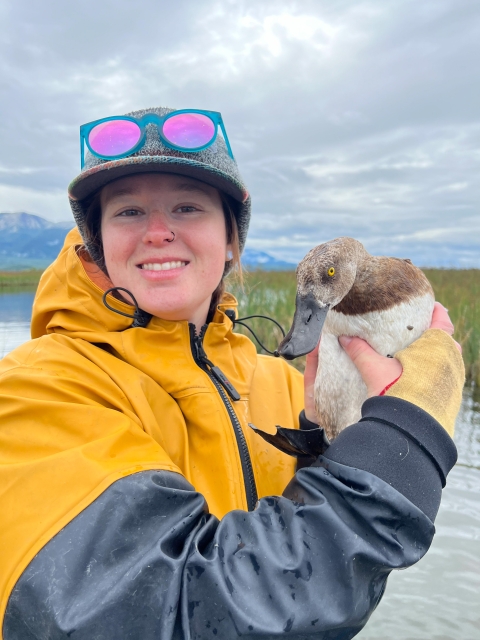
[101,173,219,204]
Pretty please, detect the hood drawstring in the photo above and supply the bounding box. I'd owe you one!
[102,287,152,328]
[224,310,285,357]
[101,290,286,343]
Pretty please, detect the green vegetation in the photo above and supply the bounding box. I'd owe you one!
[228,268,480,384]
[0,270,43,290]
[227,270,306,372]
[423,269,480,386]
[2,267,479,384]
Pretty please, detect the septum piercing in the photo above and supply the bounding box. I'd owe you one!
[166,231,175,243]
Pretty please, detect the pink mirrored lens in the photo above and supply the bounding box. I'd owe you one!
[88,120,142,157]
[162,113,215,149]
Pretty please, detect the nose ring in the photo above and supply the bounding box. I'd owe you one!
[166,231,175,243]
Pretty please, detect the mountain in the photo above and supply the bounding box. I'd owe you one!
[241,248,295,270]
[0,213,75,270]
[0,212,51,232]
[0,212,295,271]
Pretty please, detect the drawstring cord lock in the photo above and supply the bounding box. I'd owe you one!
[102,287,152,328]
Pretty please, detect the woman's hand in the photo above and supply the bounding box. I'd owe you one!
[338,302,459,398]
[304,339,321,423]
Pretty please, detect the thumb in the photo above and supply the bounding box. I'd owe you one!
[339,335,403,397]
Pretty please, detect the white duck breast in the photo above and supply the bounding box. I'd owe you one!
[278,237,434,440]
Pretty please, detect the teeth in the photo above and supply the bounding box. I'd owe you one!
[141,261,187,271]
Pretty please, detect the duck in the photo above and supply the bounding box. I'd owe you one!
[278,237,434,440]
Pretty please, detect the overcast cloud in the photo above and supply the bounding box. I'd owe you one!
[1,0,479,266]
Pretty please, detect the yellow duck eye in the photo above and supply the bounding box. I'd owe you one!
[328,267,335,277]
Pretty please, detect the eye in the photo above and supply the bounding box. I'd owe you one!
[117,209,142,217]
[175,205,199,213]
[328,267,335,277]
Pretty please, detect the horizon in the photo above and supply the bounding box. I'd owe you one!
[1,211,479,271]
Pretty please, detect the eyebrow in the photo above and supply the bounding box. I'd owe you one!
[173,182,210,195]
[105,185,142,200]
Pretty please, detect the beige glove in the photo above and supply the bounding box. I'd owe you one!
[385,329,465,438]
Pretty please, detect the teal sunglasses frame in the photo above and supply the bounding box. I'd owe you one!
[79,109,234,168]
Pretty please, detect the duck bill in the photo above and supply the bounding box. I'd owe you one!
[278,293,329,360]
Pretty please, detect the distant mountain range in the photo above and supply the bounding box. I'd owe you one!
[0,213,75,270]
[241,248,295,271]
[0,212,295,271]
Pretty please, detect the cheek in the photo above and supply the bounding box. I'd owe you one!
[101,232,119,270]
[194,223,228,269]
[101,225,134,269]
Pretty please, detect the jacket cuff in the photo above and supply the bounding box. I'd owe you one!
[360,395,457,486]
[299,409,320,430]
[322,395,458,521]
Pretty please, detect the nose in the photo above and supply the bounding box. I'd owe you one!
[142,212,175,246]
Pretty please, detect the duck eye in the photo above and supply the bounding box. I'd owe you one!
[328,267,335,277]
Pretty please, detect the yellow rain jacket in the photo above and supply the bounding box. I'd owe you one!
[0,228,303,627]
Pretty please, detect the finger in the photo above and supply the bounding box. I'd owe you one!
[338,335,378,365]
[339,335,403,397]
[305,337,321,359]
[304,339,321,423]
[430,302,454,335]
[454,340,462,353]
[304,339,320,385]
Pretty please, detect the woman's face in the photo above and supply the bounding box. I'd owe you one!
[100,173,231,329]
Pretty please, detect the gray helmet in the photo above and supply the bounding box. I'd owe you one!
[68,106,251,263]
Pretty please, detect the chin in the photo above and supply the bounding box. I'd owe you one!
[138,297,193,322]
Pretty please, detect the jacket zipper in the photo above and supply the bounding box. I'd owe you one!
[189,324,258,511]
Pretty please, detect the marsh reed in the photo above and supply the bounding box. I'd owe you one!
[0,270,43,290]
[423,269,480,386]
[227,268,480,384]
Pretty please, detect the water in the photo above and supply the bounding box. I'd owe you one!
[0,292,35,356]
[1,291,479,639]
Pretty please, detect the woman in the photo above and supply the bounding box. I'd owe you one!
[0,106,464,639]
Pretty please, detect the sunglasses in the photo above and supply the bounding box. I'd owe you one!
[79,109,234,168]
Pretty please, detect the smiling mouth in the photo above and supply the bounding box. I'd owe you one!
[139,261,188,271]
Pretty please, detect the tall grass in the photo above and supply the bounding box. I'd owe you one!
[227,268,480,384]
[227,270,302,370]
[0,270,43,290]
[423,269,480,386]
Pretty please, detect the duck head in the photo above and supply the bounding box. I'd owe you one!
[278,237,362,359]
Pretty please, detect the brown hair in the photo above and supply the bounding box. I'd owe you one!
[82,185,243,321]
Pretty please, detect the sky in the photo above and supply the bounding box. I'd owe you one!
[1,0,479,266]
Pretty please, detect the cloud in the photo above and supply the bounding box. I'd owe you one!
[0,184,68,221]
[0,0,479,265]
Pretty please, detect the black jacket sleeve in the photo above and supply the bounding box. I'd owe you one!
[3,396,457,640]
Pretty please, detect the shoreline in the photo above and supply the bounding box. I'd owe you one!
[0,270,43,289]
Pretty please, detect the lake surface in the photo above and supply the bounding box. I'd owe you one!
[1,291,479,639]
